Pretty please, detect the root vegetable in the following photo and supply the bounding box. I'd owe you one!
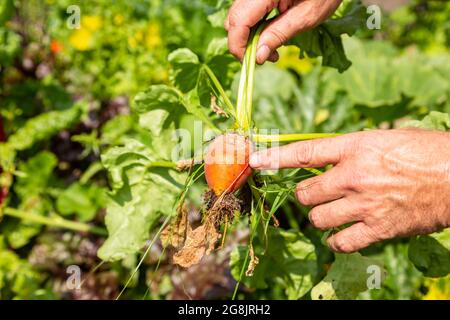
[204,133,252,196]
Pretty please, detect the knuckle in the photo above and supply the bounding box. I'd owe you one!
[371,220,396,240]
[294,141,314,166]
[227,11,242,27]
[266,27,288,46]
[345,170,362,190]
[358,202,372,218]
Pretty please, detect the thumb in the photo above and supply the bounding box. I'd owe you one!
[256,0,342,64]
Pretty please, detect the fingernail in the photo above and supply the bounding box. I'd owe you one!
[256,44,271,64]
[249,153,262,168]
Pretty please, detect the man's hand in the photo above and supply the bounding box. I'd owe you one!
[250,129,450,253]
[225,0,342,64]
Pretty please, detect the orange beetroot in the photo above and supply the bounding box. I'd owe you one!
[204,133,252,196]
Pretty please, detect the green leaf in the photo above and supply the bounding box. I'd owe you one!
[4,197,50,249]
[6,103,86,151]
[98,139,186,261]
[326,0,367,36]
[0,28,21,67]
[359,244,423,300]
[207,0,232,28]
[168,48,201,93]
[402,111,450,131]
[207,8,227,28]
[100,114,135,145]
[230,227,317,299]
[133,85,184,134]
[408,229,450,278]
[14,151,58,198]
[3,152,57,248]
[287,0,366,72]
[56,182,106,222]
[321,38,450,111]
[205,37,239,88]
[311,253,384,300]
[133,84,216,136]
[0,237,54,299]
[0,0,14,25]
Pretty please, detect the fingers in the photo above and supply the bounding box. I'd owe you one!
[256,0,342,64]
[295,169,347,206]
[308,197,362,229]
[327,222,378,253]
[225,0,278,60]
[250,135,350,169]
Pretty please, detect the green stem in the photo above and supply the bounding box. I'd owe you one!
[253,132,342,143]
[244,24,265,130]
[235,21,268,130]
[2,207,107,236]
[80,161,104,185]
[147,161,178,169]
[203,65,236,118]
[232,176,264,300]
[236,55,248,129]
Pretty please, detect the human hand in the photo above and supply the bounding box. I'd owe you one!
[249,129,450,253]
[225,0,342,64]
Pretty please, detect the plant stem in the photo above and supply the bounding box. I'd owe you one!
[2,207,107,236]
[235,21,268,130]
[147,160,178,169]
[244,24,265,130]
[236,55,248,129]
[252,132,342,143]
[203,65,236,118]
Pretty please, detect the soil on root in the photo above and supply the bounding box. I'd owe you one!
[164,189,250,268]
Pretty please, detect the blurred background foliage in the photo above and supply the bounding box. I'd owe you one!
[0,0,449,299]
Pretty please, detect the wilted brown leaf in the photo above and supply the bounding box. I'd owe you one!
[172,219,221,268]
[161,205,189,249]
[245,243,259,277]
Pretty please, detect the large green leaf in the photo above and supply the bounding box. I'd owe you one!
[322,38,450,112]
[6,103,86,151]
[288,0,366,72]
[56,182,106,222]
[166,38,238,120]
[98,139,186,261]
[134,84,215,132]
[230,227,317,300]
[311,253,383,300]
[168,48,201,93]
[408,229,450,278]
